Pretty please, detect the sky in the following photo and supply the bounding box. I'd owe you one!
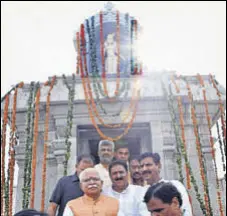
[1,1,226,95]
[1,1,226,179]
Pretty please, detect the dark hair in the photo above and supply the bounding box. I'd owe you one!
[109,160,128,173]
[114,140,129,151]
[139,152,161,165]
[144,182,183,207]
[129,156,140,163]
[14,209,48,216]
[77,154,95,165]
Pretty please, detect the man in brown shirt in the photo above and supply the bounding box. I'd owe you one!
[63,168,123,216]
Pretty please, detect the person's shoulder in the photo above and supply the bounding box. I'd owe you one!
[170,180,186,187]
[102,185,112,193]
[129,184,145,192]
[59,174,73,182]
[102,194,118,203]
[67,196,83,206]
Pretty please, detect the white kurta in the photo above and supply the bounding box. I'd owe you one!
[102,184,150,216]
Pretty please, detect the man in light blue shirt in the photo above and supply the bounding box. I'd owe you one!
[102,160,150,216]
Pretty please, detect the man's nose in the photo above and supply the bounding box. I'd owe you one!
[142,166,147,172]
[117,173,122,178]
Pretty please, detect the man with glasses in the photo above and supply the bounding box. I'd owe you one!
[95,140,115,187]
[139,152,192,216]
[63,168,123,216]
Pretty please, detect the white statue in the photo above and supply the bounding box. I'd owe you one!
[104,33,117,74]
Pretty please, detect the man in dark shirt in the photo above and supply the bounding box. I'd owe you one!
[47,154,95,216]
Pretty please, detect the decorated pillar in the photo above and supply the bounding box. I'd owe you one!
[52,140,67,180]
[14,144,26,213]
[150,121,165,178]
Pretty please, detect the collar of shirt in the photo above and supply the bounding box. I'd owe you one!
[82,194,104,205]
[71,172,79,182]
[111,184,130,195]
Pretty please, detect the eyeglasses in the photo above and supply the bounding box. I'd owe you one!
[82,177,101,183]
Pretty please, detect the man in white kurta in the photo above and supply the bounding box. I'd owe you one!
[140,152,193,216]
[102,160,150,216]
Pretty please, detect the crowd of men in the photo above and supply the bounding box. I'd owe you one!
[14,140,192,216]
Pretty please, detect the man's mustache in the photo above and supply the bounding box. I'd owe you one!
[142,170,152,175]
[114,177,124,181]
[88,184,98,189]
[132,172,141,177]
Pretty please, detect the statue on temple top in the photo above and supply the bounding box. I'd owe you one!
[104,33,117,74]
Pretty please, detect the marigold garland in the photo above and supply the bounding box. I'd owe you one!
[62,74,76,176]
[1,82,24,103]
[210,74,226,146]
[82,73,139,141]
[26,84,39,207]
[8,83,23,216]
[185,79,213,216]
[1,95,9,216]
[22,82,35,208]
[171,76,191,189]
[79,26,139,129]
[30,87,41,208]
[40,76,56,212]
[197,74,224,216]
[84,19,130,117]
[83,75,138,128]
[162,80,207,215]
[83,81,139,141]
[87,17,128,100]
[216,122,226,173]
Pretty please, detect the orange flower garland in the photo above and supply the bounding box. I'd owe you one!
[30,87,41,208]
[210,74,226,144]
[197,74,224,216]
[8,82,23,216]
[1,95,9,216]
[186,81,212,216]
[79,28,139,129]
[171,76,191,189]
[100,11,109,97]
[40,76,56,212]
[82,75,139,141]
[171,76,193,200]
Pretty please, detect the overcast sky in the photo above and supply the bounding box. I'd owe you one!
[1,1,226,178]
[1,1,226,95]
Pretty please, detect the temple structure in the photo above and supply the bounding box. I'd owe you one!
[1,2,226,215]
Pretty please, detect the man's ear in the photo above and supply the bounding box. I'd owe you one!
[158,162,162,170]
[171,197,180,208]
